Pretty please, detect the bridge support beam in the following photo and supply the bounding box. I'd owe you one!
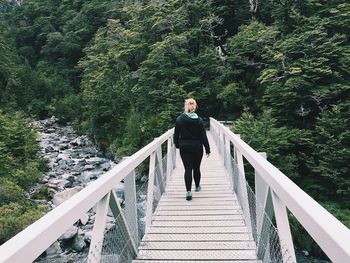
[146,151,156,232]
[224,134,233,188]
[125,169,139,247]
[235,145,253,239]
[156,146,165,194]
[272,190,297,263]
[255,152,296,263]
[88,193,110,262]
[166,138,173,186]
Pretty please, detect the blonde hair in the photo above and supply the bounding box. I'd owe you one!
[184,98,197,113]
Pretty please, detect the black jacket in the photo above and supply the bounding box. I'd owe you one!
[174,113,210,154]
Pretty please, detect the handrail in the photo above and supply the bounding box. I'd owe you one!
[0,128,174,263]
[210,117,350,263]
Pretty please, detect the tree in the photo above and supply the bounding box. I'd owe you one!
[307,102,350,204]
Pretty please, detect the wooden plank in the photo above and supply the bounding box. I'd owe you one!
[151,220,246,227]
[168,183,231,187]
[145,226,249,234]
[166,185,231,189]
[155,210,242,216]
[165,189,232,195]
[158,203,239,208]
[142,233,252,242]
[133,261,259,263]
[136,250,257,260]
[160,198,238,204]
[172,172,226,176]
[167,183,231,187]
[164,192,234,196]
[139,241,256,250]
[152,214,244,221]
[163,192,234,197]
[156,205,241,210]
[170,177,229,181]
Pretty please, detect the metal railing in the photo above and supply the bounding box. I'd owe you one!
[210,117,350,263]
[0,129,176,263]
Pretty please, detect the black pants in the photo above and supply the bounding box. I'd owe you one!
[180,147,203,192]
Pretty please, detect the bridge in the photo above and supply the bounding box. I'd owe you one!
[0,118,349,263]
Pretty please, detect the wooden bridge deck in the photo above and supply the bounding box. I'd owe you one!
[133,133,258,262]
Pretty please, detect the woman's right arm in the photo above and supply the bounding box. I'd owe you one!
[200,120,210,154]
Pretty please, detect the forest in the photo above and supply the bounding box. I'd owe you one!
[0,0,349,258]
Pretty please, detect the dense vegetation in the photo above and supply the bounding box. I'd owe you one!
[0,0,349,257]
[0,110,48,243]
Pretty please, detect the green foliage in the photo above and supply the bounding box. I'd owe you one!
[31,185,50,200]
[0,179,23,205]
[80,1,222,151]
[222,22,279,116]
[0,0,123,120]
[261,20,349,127]
[0,110,47,244]
[306,102,350,204]
[0,203,47,244]
[232,110,309,181]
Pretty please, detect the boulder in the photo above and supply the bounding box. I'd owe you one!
[84,165,94,171]
[86,157,105,165]
[59,144,69,150]
[83,231,93,243]
[60,136,70,143]
[79,213,89,225]
[58,159,68,166]
[59,226,78,241]
[64,180,74,188]
[52,186,83,206]
[72,234,86,252]
[45,145,55,153]
[50,152,59,158]
[71,138,82,146]
[101,162,111,171]
[47,128,56,133]
[45,241,62,256]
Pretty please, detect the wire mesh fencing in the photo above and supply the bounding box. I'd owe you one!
[96,153,172,263]
[210,120,297,262]
[229,152,295,263]
[35,148,175,263]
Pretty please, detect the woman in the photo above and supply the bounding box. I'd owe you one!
[174,98,210,200]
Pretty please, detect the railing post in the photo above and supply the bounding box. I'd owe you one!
[236,145,253,237]
[224,135,233,188]
[156,145,165,194]
[218,128,222,155]
[172,136,177,169]
[166,138,173,186]
[255,152,268,238]
[255,152,273,259]
[222,133,226,167]
[219,129,224,156]
[88,193,110,263]
[145,151,156,232]
[124,169,139,247]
